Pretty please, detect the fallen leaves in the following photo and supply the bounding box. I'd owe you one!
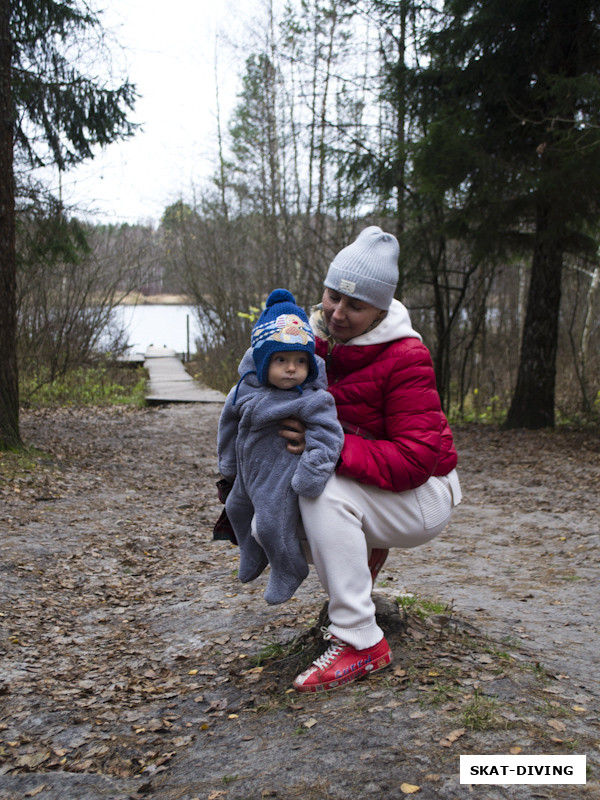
[2,406,599,797]
[24,786,46,798]
[439,728,466,748]
[13,751,50,769]
[400,782,421,794]
[547,719,567,732]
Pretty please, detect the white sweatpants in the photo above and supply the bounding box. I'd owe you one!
[298,469,461,650]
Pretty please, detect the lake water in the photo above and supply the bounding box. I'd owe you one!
[111,304,205,356]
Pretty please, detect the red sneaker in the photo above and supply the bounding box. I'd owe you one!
[368,548,389,584]
[293,632,392,693]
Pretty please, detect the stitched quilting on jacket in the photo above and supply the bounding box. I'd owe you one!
[311,299,458,493]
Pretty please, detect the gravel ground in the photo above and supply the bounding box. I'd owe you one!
[0,404,598,800]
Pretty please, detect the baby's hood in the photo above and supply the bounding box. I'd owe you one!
[238,347,261,384]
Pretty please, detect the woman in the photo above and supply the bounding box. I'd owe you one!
[282,226,462,693]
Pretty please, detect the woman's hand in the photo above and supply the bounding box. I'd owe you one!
[279,417,306,454]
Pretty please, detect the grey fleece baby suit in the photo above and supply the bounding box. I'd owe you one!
[217,348,344,604]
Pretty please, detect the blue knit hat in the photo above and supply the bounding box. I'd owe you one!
[251,289,318,386]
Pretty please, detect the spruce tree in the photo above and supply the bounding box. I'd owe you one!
[0,0,136,449]
[410,0,600,428]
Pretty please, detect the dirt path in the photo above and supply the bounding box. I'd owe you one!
[1,405,598,800]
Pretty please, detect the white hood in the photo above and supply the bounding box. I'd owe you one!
[340,299,422,346]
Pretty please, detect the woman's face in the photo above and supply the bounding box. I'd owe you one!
[321,288,386,342]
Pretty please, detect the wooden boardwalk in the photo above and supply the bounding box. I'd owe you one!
[144,346,226,405]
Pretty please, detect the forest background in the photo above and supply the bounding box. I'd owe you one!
[2,0,600,451]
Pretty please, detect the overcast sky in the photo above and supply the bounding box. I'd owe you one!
[52,0,263,226]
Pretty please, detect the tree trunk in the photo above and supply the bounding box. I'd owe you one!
[394,0,408,293]
[578,263,599,411]
[0,0,21,450]
[505,202,563,429]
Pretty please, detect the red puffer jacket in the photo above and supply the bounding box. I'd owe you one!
[313,300,458,493]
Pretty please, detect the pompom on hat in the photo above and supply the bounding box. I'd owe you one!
[324,225,399,310]
[251,289,318,386]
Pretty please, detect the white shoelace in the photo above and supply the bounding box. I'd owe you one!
[311,631,348,670]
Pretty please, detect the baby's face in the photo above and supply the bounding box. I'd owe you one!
[268,351,309,390]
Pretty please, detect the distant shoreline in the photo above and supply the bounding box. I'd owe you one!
[118,293,194,306]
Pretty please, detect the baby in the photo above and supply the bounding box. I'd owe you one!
[217,289,344,604]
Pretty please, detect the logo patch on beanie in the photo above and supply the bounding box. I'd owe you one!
[339,278,356,294]
[272,313,310,345]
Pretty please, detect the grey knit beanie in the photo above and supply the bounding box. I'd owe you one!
[324,226,399,310]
